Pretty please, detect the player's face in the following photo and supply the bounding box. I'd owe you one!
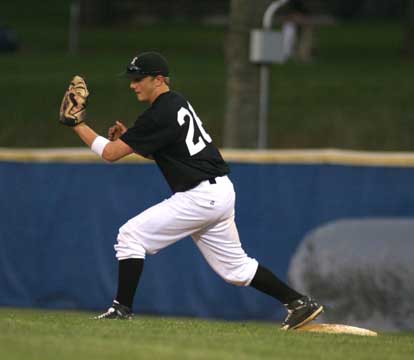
[130,77,158,103]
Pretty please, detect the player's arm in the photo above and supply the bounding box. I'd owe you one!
[107,120,154,160]
[73,123,133,162]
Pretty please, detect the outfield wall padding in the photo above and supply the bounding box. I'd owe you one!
[1,149,414,321]
[288,219,414,331]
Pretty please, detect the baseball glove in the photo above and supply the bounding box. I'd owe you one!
[59,75,89,127]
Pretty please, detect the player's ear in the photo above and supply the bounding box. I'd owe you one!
[155,75,167,86]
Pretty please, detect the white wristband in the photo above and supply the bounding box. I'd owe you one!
[91,136,110,157]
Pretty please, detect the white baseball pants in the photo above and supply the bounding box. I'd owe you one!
[114,175,258,286]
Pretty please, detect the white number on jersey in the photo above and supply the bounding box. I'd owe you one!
[177,102,212,156]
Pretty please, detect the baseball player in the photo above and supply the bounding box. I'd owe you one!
[59,52,323,330]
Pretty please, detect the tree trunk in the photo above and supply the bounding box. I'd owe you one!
[402,0,414,58]
[223,0,273,148]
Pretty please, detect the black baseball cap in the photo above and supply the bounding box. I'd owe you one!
[125,52,169,80]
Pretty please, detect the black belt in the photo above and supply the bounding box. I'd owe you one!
[208,178,216,184]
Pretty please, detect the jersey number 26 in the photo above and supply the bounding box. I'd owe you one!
[177,102,212,156]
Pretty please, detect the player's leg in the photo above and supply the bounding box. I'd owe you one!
[192,177,323,329]
[94,257,143,319]
[193,220,323,329]
[250,264,323,330]
[192,215,302,299]
[97,191,218,319]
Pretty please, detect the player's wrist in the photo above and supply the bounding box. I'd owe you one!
[91,136,110,157]
[72,121,86,130]
[71,122,88,136]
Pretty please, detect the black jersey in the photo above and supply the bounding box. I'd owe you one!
[120,91,229,193]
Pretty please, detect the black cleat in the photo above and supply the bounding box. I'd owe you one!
[281,296,323,330]
[94,301,132,320]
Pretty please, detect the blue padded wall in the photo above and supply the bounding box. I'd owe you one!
[1,161,414,320]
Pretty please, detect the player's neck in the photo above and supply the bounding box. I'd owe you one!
[149,86,170,104]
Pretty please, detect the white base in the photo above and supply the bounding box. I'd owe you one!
[296,323,378,336]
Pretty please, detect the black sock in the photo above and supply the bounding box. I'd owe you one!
[250,264,303,304]
[115,258,144,309]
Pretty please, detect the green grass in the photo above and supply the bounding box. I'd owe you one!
[1,308,413,360]
[1,2,414,149]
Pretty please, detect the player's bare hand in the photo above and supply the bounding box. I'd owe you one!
[108,121,127,141]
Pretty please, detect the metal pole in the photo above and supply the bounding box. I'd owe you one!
[263,0,290,29]
[257,0,289,149]
[69,1,80,55]
[258,65,269,149]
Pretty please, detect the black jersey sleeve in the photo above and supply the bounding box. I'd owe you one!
[120,111,177,157]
